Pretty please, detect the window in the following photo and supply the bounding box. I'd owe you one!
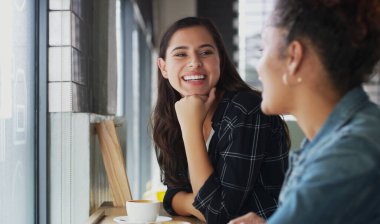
[0,0,37,223]
[117,0,154,199]
[238,0,274,88]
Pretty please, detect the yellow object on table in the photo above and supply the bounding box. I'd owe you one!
[156,190,166,202]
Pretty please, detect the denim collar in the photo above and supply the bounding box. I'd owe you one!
[300,86,369,151]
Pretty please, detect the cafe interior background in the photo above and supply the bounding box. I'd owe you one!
[0,0,379,223]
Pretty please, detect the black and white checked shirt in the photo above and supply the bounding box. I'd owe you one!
[163,90,289,224]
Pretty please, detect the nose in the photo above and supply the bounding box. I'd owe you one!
[255,59,262,79]
[188,55,203,68]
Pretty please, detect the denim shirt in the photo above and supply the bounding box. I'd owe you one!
[268,87,380,224]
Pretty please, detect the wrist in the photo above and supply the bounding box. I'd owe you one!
[180,124,203,139]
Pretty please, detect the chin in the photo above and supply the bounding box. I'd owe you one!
[260,103,277,115]
[189,90,209,96]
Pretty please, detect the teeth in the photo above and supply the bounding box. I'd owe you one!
[183,75,205,81]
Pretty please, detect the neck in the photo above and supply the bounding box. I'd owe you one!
[294,89,341,140]
[203,90,223,141]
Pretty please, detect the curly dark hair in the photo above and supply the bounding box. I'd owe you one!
[272,0,380,94]
[151,17,260,187]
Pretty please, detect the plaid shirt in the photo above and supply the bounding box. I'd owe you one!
[163,90,289,224]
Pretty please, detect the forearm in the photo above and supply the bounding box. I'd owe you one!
[175,92,216,196]
[181,127,214,195]
[172,191,206,222]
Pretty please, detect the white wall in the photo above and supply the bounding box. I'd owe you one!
[147,0,197,199]
[153,0,197,46]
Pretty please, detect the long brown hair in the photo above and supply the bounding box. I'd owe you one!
[151,17,282,187]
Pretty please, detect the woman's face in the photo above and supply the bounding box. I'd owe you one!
[256,26,289,115]
[158,26,220,97]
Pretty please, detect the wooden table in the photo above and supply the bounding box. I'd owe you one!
[88,202,205,224]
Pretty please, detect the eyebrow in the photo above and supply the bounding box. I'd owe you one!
[170,44,216,53]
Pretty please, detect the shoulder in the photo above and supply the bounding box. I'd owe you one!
[350,102,380,137]
[223,90,262,115]
[214,90,285,129]
[336,102,380,150]
[216,90,286,124]
[341,107,380,159]
[302,102,380,178]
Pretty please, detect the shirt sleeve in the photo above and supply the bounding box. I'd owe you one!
[163,184,191,216]
[268,137,379,224]
[193,111,281,223]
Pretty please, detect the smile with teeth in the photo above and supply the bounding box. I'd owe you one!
[183,75,206,81]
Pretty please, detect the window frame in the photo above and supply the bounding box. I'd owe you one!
[35,0,48,223]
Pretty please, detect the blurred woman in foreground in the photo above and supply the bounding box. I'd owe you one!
[230,0,380,223]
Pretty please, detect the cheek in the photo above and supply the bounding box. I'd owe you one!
[208,58,221,79]
[214,66,221,80]
[166,58,184,70]
[257,51,283,84]
[256,53,267,77]
[165,64,182,80]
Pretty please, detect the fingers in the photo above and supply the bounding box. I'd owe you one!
[205,87,216,114]
[228,212,265,224]
[204,87,217,110]
[175,87,217,116]
[228,212,251,224]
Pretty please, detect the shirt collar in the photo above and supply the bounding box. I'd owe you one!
[211,90,234,124]
[301,86,370,150]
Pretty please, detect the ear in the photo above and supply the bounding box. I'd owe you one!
[286,40,304,77]
[157,58,168,79]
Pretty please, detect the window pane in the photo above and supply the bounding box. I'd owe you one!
[238,0,274,88]
[0,0,36,223]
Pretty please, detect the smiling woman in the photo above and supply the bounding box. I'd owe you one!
[157,25,220,97]
[151,17,290,224]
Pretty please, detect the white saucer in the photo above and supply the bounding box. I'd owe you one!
[113,216,172,223]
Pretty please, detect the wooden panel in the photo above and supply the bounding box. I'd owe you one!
[95,120,132,207]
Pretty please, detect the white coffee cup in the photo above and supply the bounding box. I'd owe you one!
[126,199,160,222]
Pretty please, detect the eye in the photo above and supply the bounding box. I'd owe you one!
[256,47,264,58]
[173,52,187,57]
[200,50,214,57]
